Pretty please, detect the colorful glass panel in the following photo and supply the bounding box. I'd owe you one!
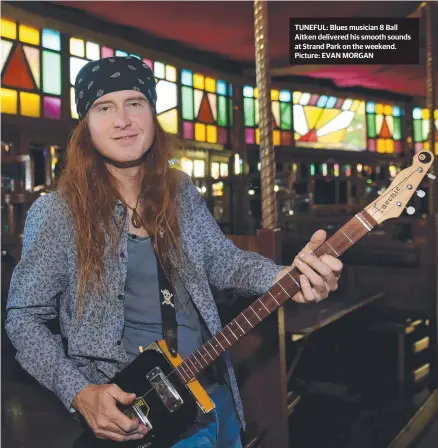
[412,107,438,155]
[181,70,232,144]
[366,102,403,153]
[243,86,293,146]
[293,92,366,150]
[1,20,62,119]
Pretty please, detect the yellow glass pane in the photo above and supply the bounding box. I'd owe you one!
[319,129,347,144]
[1,88,17,114]
[271,90,279,101]
[424,141,430,151]
[193,74,205,90]
[195,122,206,141]
[434,109,438,120]
[157,108,178,134]
[293,91,301,103]
[351,100,360,112]
[305,106,321,130]
[206,125,217,143]
[435,142,438,155]
[70,87,79,119]
[70,38,85,57]
[254,88,259,99]
[386,139,395,153]
[358,101,365,114]
[376,138,386,153]
[383,105,392,116]
[19,25,40,45]
[20,92,40,117]
[422,108,430,120]
[1,19,16,40]
[375,103,383,114]
[255,128,260,144]
[205,77,216,93]
[165,65,177,82]
[316,109,340,129]
[273,130,280,146]
[294,131,300,141]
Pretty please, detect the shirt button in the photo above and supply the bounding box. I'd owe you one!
[118,294,124,301]
[117,340,122,346]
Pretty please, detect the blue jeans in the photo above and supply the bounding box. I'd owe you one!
[171,383,242,448]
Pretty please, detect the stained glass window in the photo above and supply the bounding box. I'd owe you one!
[1,18,62,119]
[181,70,232,145]
[293,92,366,150]
[412,107,438,155]
[148,59,178,134]
[243,86,293,146]
[366,102,403,153]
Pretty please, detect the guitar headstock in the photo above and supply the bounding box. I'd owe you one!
[365,151,435,224]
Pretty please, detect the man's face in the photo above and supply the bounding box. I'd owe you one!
[87,90,155,164]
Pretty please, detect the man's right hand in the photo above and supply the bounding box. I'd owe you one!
[73,384,149,442]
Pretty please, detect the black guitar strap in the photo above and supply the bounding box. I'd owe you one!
[153,238,178,358]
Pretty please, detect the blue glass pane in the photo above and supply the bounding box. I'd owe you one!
[216,80,226,95]
[317,95,328,108]
[326,96,337,109]
[228,84,232,97]
[130,54,141,59]
[115,50,128,56]
[392,106,401,117]
[42,29,61,51]
[366,102,376,114]
[181,69,192,86]
[412,107,422,120]
[279,90,291,102]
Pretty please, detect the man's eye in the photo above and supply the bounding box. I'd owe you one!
[99,106,110,112]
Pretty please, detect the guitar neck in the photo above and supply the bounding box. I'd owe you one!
[175,210,377,384]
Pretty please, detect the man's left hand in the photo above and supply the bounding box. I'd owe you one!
[273,229,343,303]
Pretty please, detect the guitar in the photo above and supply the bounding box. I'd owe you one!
[82,151,435,447]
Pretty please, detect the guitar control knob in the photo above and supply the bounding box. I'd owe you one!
[416,189,426,198]
[427,173,436,180]
[406,206,416,215]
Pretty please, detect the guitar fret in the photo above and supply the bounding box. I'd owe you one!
[287,272,300,288]
[250,305,262,321]
[177,366,189,383]
[242,313,253,328]
[326,241,339,256]
[214,337,225,351]
[186,358,198,374]
[234,320,245,335]
[197,349,208,365]
[208,340,219,356]
[227,325,239,340]
[355,213,372,231]
[277,282,289,295]
[192,353,204,369]
[221,331,231,346]
[340,228,354,244]
[201,346,214,361]
[268,290,280,305]
[184,362,195,377]
[258,298,270,313]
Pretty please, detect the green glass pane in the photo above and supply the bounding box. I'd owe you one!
[244,98,255,127]
[255,99,259,125]
[367,114,376,138]
[43,51,61,95]
[413,120,423,142]
[229,99,233,126]
[280,103,292,130]
[393,117,401,140]
[217,95,227,126]
[181,86,194,120]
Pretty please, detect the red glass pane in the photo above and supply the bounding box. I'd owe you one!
[44,96,61,119]
[379,117,391,139]
[198,94,214,124]
[2,44,34,89]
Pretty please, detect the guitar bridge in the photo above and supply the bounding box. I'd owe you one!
[146,367,184,412]
[131,397,153,431]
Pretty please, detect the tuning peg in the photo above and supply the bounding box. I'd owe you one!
[427,173,436,180]
[416,189,426,198]
[406,206,416,215]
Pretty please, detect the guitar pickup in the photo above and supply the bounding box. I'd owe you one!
[146,367,184,412]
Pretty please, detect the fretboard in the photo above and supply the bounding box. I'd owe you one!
[175,210,377,384]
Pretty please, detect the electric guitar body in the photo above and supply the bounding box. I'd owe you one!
[78,151,435,448]
[79,339,215,448]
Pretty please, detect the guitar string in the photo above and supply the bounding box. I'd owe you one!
[124,168,425,413]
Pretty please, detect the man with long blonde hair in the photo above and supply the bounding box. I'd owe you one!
[6,56,343,447]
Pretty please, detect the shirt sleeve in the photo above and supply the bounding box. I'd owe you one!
[5,193,90,411]
[181,175,285,296]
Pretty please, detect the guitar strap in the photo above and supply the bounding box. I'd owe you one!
[153,239,178,358]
